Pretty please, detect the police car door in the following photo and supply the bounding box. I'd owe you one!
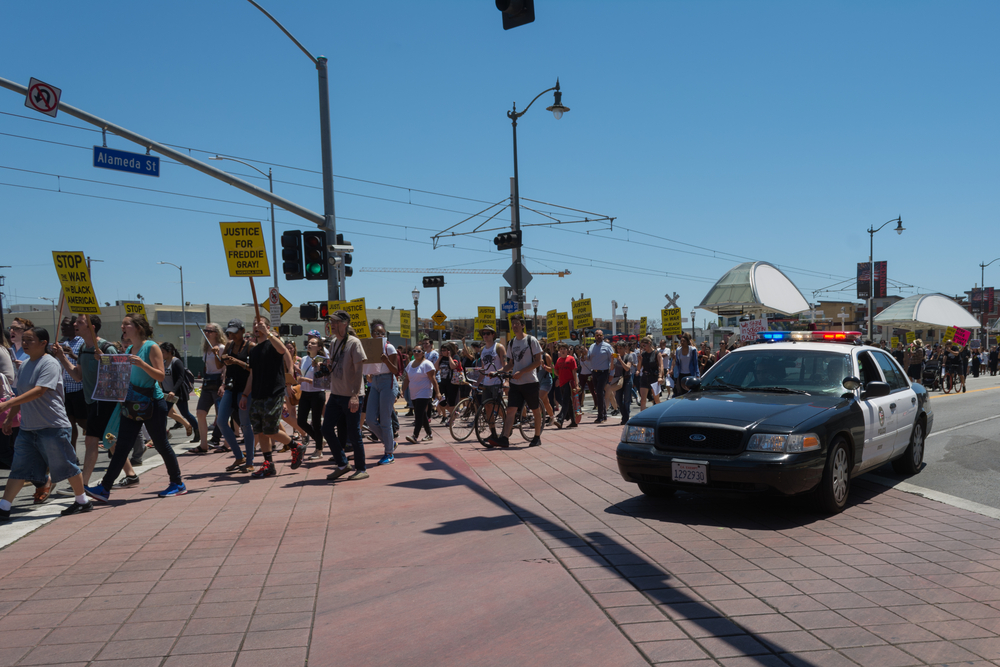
[855,350,896,470]
[870,350,918,456]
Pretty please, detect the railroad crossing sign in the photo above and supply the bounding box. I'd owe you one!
[25,78,61,117]
[665,292,680,309]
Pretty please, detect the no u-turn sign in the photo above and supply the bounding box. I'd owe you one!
[25,77,61,117]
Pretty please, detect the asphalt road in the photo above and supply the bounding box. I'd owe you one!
[867,367,1000,510]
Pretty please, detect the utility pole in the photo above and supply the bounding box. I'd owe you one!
[0,266,9,335]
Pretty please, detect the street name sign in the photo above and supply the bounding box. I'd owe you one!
[93,146,160,177]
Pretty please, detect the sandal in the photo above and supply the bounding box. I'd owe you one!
[33,479,52,504]
[184,424,193,437]
[225,458,246,472]
[185,446,211,454]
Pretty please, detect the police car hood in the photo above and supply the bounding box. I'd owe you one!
[655,392,843,430]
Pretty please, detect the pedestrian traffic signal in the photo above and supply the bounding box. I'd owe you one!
[281,230,303,281]
[319,302,329,319]
[422,275,445,288]
[494,230,522,251]
[299,304,319,321]
[303,231,328,281]
[497,0,534,30]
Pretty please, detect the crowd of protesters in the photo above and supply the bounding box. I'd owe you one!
[5,307,997,524]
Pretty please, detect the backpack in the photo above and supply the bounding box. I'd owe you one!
[182,367,195,396]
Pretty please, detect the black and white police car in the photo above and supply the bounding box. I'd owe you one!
[616,331,932,512]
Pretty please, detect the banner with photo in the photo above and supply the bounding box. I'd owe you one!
[92,355,132,402]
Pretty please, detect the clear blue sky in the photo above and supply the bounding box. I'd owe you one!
[2,1,997,330]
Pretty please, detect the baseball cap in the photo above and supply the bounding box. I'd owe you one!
[225,318,244,333]
[331,310,351,323]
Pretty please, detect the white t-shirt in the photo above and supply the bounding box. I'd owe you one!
[479,343,503,386]
[362,339,397,375]
[508,335,543,385]
[406,359,436,399]
[300,354,327,393]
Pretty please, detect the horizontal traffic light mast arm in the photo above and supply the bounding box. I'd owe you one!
[0,76,324,227]
[360,267,572,276]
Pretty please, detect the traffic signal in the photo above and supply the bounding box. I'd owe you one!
[281,230,303,280]
[319,302,329,319]
[422,275,445,288]
[303,231,328,280]
[497,0,534,30]
[299,304,319,321]
[494,230,522,251]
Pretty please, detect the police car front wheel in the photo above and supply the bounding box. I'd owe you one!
[817,437,851,513]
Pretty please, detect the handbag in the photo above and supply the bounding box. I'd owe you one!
[0,373,20,428]
[121,384,155,421]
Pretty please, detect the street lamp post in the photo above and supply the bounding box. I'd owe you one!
[506,79,569,312]
[866,217,904,342]
[691,311,696,340]
[158,262,188,368]
[531,297,539,335]
[247,0,340,300]
[979,258,1000,339]
[210,156,277,293]
[411,288,420,346]
[622,304,628,337]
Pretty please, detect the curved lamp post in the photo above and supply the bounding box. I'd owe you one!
[411,288,420,345]
[157,261,187,367]
[210,155,277,292]
[507,79,569,312]
[866,217,904,341]
[979,257,1000,337]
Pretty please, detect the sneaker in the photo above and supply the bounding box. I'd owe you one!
[422,434,434,442]
[61,500,94,516]
[377,454,394,466]
[497,435,510,448]
[326,465,352,481]
[84,484,110,503]
[52,486,76,498]
[529,436,542,447]
[158,483,188,497]
[250,461,276,478]
[290,444,307,470]
[0,506,10,522]
[306,451,323,461]
[555,419,564,429]
[129,457,144,467]
[239,463,251,473]
[117,475,140,488]
[405,435,417,444]
[225,458,246,472]
[347,470,369,481]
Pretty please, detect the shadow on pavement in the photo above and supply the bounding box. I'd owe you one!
[410,452,823,667]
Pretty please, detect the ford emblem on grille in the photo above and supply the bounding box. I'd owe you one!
[689,434,707,442]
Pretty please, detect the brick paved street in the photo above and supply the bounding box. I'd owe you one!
[3,411,1000,666]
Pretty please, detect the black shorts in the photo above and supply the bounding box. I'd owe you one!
[65,390,88,422]
[508,382,540,411]
[907,364,921,379]
[85,400,117,439]
[481,384,503,403]
[637,374,658,391]
[441,381,460,407]
[197,386,221,411]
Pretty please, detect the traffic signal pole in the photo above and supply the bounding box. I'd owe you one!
[317,56,340,301]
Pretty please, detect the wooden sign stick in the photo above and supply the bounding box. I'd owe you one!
[249,277,261,320]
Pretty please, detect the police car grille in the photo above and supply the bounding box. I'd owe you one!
[656,426,744,454]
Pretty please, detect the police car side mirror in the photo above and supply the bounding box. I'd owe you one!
[862,381,890,399]
[683,376,701,391]
[842,376,861,392]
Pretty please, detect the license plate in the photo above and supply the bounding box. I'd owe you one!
[671,462,707,484]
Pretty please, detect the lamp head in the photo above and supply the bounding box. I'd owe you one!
[532,297,539,310]
[411,289,420,302]
[209,155,223,161]
[895,218,905,235]
[545,79,569,120]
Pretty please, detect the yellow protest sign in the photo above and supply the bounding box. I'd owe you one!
[122,301,146,319]
[890,336,899,348]
[572,298,593,329]
[905,332,915,344]
[327,300,347,315]
[555,312,570,341]
[478,306,496,320]
[546,309,557,338]
[640,316,648,337]
[345,298,370,338]
[52,251,100,314]
[507,310,525,331]
[400,310,411,339]
[662,308,682,336]
[943,326,956,343]
[220,222,270,277]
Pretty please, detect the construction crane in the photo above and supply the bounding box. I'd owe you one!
[361,268,572,277]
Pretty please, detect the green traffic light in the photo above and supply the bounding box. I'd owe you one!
[306,263,322,275]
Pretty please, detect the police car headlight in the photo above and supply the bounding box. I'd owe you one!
[623,425,656,445]
[747,433,820,453]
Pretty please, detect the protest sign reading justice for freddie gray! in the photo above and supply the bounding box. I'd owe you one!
[219,222,270,277]
[52,251,100,314]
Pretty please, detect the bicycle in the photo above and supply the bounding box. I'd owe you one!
[449,380,482,442]
[474,372,542,447]
[942,365,959,394]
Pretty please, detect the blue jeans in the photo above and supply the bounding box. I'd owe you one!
[616,375,633,424]
[366,374,396,456]
[11,427,80,484]
[218,389,253,464]
[322,394,365,471]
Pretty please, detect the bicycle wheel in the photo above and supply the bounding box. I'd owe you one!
[476,399,507,447]
[449,398,476,442]
[517,405,542,442]
[943,372,953,394]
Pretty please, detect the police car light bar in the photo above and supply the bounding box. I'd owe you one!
[758,331,863,343]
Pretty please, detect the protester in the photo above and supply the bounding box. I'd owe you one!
[672,333,700,397]
[85,314,186,502]
[216,320,255,471]
[435,342,462,427]
[636,336,663,411]
[322,311,369,481]
[191,323,227,453]
[554,342,578,429]
[298,333,327,461]
[1,327,93,521]
[240,316,295,478]
[0,329,17,470]
[613,341,633,424]
[903,338,924,383]
[477,326,505,440]
[487,313,543,448]
[9,317,33,366]
[160,342,194,438]
[587,330,614,424]
[402,346,440,445]
[538,343,556,426]
[58,316,87,449]
[364,319,399,465]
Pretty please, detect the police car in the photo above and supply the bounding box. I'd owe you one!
[616,332,932,513]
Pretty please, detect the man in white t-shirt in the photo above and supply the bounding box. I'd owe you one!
[487,314,543,448]
[363,319,399,466]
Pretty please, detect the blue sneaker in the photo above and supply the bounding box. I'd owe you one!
[158,483,187,498]
[377,454,394,466]
[84,484,110,503]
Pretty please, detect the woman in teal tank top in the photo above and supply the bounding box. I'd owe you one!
[85,314,186,503]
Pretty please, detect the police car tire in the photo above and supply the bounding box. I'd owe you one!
[817,437,851,513]
[637,482,676,499]
[892,420,924,476]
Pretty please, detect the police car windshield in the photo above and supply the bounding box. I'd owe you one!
[701,349,852,396]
